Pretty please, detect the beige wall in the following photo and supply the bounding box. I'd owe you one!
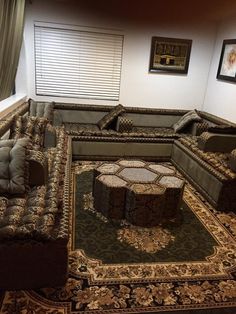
[16,0,217,110]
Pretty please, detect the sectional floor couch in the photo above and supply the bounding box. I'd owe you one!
[0,100,236,290]
[53,102,236,212]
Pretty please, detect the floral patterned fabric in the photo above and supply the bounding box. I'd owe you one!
[11,115,49,150]
[179,136,236,179]
[0,128,69,241]
[1,161,236,313]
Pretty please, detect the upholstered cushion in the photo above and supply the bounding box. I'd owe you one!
[229,149,236,172]
[172,110,201,133]
[116,116,133,132]
[208,125,236,134]
[0,138,29,194]
[97,104,125,130]
[28,150,48,186]
[11,116,48,149]
[29,98,54,121]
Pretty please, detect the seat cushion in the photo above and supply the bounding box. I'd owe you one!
[29,98,54,122]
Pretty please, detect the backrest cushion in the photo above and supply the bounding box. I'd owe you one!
[172,110,201,133]
[29,98,54,122]
[11,116,48,149]
[0,138,29,194]
[207,125,236,134]
[97,104,125,130]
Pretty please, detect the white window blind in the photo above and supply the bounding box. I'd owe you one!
[34,24,124,100]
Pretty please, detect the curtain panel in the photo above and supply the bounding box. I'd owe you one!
[0,0,25,101]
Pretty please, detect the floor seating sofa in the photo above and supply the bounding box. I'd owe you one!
[0,99,236,290]
[0,101,71,289]
[52,102,236,212]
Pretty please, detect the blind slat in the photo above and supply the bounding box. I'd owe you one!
[35,24,123,100]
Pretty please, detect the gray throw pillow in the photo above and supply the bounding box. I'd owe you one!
[97,104,125,130]
[173,110,201,133]
[0,138,29,194]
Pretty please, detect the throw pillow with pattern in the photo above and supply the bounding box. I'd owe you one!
[97,104,125,130]
[172,109,201,133]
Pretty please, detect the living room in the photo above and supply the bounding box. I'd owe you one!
[0,0,236,313]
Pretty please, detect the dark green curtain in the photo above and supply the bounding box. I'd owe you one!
[0,0,25,101]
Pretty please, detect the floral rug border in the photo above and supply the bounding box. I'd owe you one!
[69,163,236,285]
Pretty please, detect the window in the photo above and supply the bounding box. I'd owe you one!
[34,24,124,100]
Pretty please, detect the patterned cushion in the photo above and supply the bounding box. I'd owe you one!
[11,116,48,149]
[97,104,125,130]
[27,150,48,186]
[172,110,201,133]
[0,138,29,194]
[29,98,54,122]
[116,116,133,132]
[229,149,236,172]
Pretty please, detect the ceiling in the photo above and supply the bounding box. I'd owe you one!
[50,0,236,24]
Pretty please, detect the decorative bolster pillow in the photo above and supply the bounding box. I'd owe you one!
[97,104,125,130]
[116,116,133,133]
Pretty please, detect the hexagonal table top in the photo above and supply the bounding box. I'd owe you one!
[97,163,120,174]
[119,167,158,182]
[98,174,127,187]
[93,159,185,227]
[148,164,175,174]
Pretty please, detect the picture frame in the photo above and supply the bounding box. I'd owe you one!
[217,39,236,82]
[149,36,192,74]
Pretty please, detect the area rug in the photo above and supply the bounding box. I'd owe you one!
[1,161,236,314]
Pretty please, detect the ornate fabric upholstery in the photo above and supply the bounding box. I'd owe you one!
[208,125,236,134]
[0,108,71,289]
[11,116,48,149]
[198,131,236,153]
[0,129,69,242]
[27,150,48,186]
[229,149,236,172]
[179,136,236,179]
[29,98,54,122]
[116,116,133,132]
[172,109,201,133]
[97,104,125,130]
[0,138,29,194]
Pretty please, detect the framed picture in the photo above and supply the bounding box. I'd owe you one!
[149,36,192,74]
[217,39,236,82]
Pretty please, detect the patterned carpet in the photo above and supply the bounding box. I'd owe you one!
[1,161,236,314]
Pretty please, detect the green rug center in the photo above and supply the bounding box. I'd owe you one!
[74,170,217,264]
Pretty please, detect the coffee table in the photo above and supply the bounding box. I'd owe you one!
[93,159,185,227]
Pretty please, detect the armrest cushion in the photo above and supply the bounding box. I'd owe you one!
[27,150,48,186]
[229,149,236,172]
[198,132,236,153]
[44,124,57,148]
